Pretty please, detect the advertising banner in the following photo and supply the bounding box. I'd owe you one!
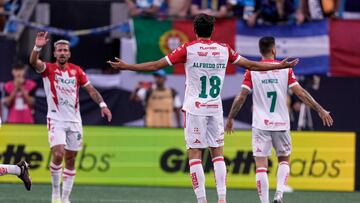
[0,125,355,191]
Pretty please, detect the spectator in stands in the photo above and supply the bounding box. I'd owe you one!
[0,0,6,31]
[191,0,228,18]
[3,63,36,124]
[166,0,191,18]
[257,0,306,25]
[228,0,259,26]
[126,0,165,17]
[131,70,182,128]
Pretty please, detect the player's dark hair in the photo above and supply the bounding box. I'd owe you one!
[259,36,275,56]
[193,14,215,38]
[12,62,25,70]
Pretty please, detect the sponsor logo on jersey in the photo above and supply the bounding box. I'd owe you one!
[55,75,76,85]
[195,101,219,109]
[200,46,217,50]
[197,52,208,57]
[159,29,189,55]
[212,52,220,57]
[264,119,286,126]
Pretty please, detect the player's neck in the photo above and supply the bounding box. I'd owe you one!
[197,37,211,40]
[56,62,67,70]
[261,55,275,61]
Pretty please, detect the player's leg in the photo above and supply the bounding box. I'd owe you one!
[0,161,32,191]
[50,145,65,202]
[62,149,77,203]
[207,114,226,203]
[209,147,226,203]
[272,130,292,203]
[185,112,208,203]
[61,122,83,203]
[252,128,272,203]
[48,119,67,203]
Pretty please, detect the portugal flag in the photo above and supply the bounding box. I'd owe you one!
[133,18,237,74]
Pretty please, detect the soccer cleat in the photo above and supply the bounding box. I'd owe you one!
[218,200,225,203]
[51,198,61,203]
[16,160,32,191]
[273,191,284,203]
[62,200,71,203]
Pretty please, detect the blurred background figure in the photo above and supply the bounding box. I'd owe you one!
[227,0,258,26]
[126,0,165,17]
[131,70,182,128]
[3,62,36,124]
[166,0,191,18]
[191,0,228,18]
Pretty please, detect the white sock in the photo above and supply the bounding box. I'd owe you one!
[212,156,226,202]
[189,159,206,203]
[50,162,62,199]
[62,168,76,202]
[256,167,269,203]
[0,164,21,176]
[276,161,290,194]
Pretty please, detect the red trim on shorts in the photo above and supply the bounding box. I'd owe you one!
[256,169,267,173]
[183,110,186,128]
[47,118,51,130]
[63,171,76,176]
[212,157,224,163]
[189,161,202,167]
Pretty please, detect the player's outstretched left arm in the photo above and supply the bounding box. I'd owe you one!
[225,88,250,134]
[236,57,299,71]
[291,84,333,127]
[107,57,169,72]
[83,84,112,122]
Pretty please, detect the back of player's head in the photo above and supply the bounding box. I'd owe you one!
[12,61,25,70]
[193,14,215,38]
[54,39,70,50]
[259,36,275,56]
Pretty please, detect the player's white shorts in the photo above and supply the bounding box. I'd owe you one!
[252,127,291,157]
[47,118,83,151]
[184,112,224,149]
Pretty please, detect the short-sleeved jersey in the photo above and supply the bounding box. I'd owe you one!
[242,60,298,131]
[40,62,90,122]
[165,39,241,116]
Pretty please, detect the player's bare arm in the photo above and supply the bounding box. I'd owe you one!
[237,57,299,71]
[83,84,112,122]
[225,88,250,134]
[29,32,49,73]
[291,84,333,127]
[107,57,168,71]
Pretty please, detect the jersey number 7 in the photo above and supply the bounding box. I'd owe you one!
[267,91,277,113]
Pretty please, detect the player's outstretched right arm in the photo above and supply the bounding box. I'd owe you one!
[29,32,49,73]
[291,84,333,127]
[225,88,251,134]
[237,57,299,71]
[107,57,169,72]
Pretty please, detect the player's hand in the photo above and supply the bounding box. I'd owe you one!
[279,57,299,69]
[318,109,333,127]
[107,57,128,70]
[101,107,112,122]
[225,119,234,135]
[35,32,49,48]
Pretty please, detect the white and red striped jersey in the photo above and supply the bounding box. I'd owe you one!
[165,39,241,116]
[40,63,90,122]
[242,59,298,131]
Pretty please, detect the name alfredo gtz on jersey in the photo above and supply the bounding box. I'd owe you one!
[193,62,226,69]
[160,148,344,178]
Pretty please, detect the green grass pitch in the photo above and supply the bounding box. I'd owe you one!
[0,183,359,203]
